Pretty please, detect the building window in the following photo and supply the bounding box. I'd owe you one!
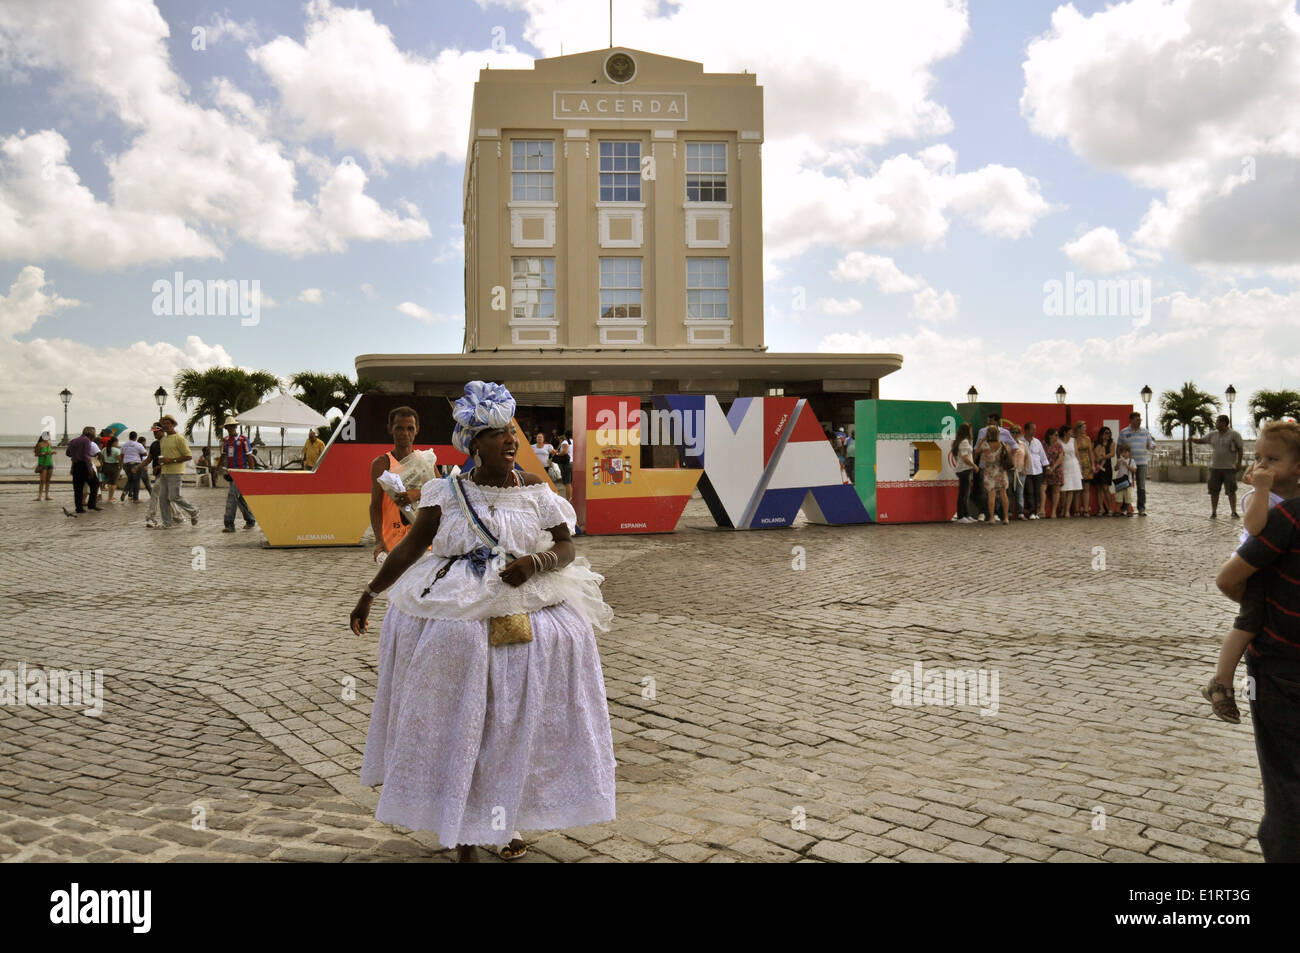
[511,140,554,201]
[687,258,728,319]
[599,141,641,202]
[686,142,726,202]
[599,257,642,320]
[511,258,555,321]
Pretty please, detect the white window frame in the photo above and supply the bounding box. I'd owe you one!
[509,257,559,345]
[685,142,727,203]
[598,140,642,203]
[685,257,732,345]
[597,256,646,344]
[511,139,555,202]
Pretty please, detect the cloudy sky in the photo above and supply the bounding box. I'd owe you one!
[2,0,1298,437]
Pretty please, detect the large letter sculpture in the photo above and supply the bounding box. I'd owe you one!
[656,395,869,529]
[854,399,959,523]
[572,395,702,535]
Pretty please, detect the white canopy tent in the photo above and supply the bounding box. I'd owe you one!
[235,393,330,467]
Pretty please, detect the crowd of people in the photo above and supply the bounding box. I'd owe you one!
[949,411,1157,523]
[525,429,574,500]
[39,415,285,532]
[47,418,199,524]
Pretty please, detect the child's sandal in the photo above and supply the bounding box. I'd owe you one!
[1201,679,1240,724]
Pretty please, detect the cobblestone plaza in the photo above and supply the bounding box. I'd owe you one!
[0,482,1263,862]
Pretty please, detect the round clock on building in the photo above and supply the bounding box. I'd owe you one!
[604,52,636,84]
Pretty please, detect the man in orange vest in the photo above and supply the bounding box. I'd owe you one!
[369,406,421,562]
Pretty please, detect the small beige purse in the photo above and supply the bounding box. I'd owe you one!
[489,613,533,646]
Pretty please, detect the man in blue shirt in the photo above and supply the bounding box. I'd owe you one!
[975,412,1017,450]
[1118,412,1156,516]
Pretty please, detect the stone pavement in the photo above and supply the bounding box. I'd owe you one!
[0,481,1265,862]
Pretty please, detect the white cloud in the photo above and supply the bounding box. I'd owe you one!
[0,130,220,268]
[360,283,376,297]
[911,287,959,322]
[0,267,235,434]
[830,251,957,322]
[204,15,259,46]
[250,0,534,164]
[1062,227,1136,273]
[396,301,432,321]
[1021,0,1300,266]
[815,297,862,316]
[0,0,430,268]
[944,163,1055,239]
[0,265,78,337]
[298,288,323,304]
[832,252,924,294]
[395,302,461,325]
[817,285,1300,429]
[763,145,1051,268]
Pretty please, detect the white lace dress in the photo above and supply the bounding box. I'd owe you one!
[1060,437,1084,492]
[360,477,617,848]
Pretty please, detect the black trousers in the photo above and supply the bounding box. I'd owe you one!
[1246,653,1300,861]
[71,461,99,511]
[124,463,151,500]
[956,469,975,518]
[1024,473,1043,515]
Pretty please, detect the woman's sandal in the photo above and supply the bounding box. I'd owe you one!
[1202,679,1241,724]
[497,833,528,861]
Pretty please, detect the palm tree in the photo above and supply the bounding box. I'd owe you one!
[289,372,342,418]
[1159,381,1221,465]
[1248,388,1300,428]
[290,371,383,441]
[173,368,231,460]
[290,372,383,414]
[174,368,281,456]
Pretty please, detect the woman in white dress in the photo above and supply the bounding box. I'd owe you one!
[1058,430,1083,518]
[350,381,616,862]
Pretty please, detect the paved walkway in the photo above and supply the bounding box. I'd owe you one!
[0,481,1264,862]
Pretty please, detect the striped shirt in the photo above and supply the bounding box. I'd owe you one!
[222,434,252,469]
[1238,497,1300,661]
[1118,425,1155,466]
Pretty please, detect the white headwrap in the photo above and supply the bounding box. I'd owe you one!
[451,381,516,455]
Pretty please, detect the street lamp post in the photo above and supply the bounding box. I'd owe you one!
[966,386,978,404]
[58,388,71,445]
[1226,385,1236,427]
[1141,384,1152,432]
[1055,385,1067,405]
[154,386,168,421]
